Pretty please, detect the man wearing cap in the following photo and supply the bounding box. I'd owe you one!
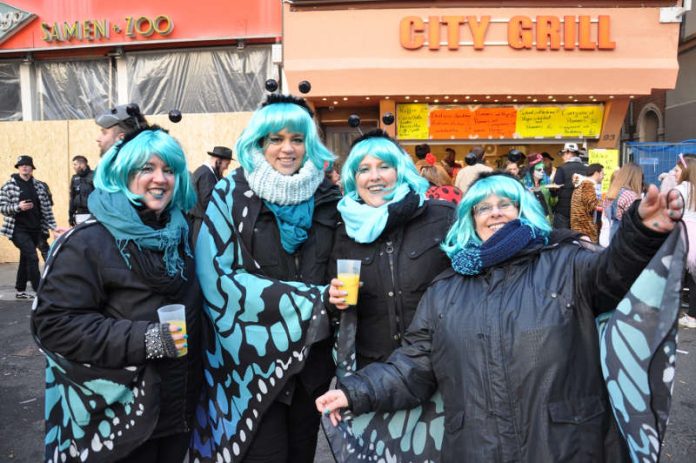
[552,142,588,229]
[95,103,148,155]
[454,146,492,197]
[0,156,59,299]
[189,146,233,244]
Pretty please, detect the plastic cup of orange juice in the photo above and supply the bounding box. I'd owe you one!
[337,259,361,305]
[157,304,187,357]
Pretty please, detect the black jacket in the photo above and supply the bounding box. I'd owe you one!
[32,218,203,439]
[553,159,587,218]
[341,204,666,462]
[330,199,455,367]
[247,174,341,399]
[69,168,94,224]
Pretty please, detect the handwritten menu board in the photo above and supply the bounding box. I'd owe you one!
[588,149,619,193]
[561,106,604,137]
[397,104,429,139]
[516,107,563,138]
[396,104,604,140]
[475,107,517,138]
[429,108,474,139]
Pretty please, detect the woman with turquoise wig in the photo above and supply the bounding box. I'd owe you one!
[328,129,455,368]
[192,94,341,462]
[32,127,203,462]
[319,172,685,462]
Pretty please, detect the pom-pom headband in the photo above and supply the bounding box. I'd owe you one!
[260,93,315,118]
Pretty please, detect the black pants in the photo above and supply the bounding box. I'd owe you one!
[11,229,41,292]
[119,432,190,463]
[243,382,326,463]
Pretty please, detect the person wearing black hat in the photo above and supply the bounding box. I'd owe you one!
[552,143,587,229]
[189,146,234,245]
[95,103,148,155]
[0,155,60,299]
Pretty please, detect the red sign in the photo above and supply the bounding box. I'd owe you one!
[0,0,281,52]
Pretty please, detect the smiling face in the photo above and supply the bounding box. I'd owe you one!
[355,155,398,207]
[263,128,306,175]
[473,194,519,242]
[128,155,175,216]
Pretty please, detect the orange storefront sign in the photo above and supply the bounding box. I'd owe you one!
[400,15,616,51]
[0,0,281,52]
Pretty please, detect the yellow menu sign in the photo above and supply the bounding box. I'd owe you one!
[561,106,604,138]
[397,104,429,139]
[515,107,563,138]
[588,149,619,193]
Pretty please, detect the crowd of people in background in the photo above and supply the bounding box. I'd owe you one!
[0,91,692,462]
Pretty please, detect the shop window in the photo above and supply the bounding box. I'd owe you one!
[126,46,272,115]
[0,62,22,121]
[35,59,116,120]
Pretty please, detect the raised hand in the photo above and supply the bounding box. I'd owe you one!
[638,185,684,233]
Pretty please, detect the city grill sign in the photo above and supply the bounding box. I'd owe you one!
[0,2,36,45]
[400,15,616,51]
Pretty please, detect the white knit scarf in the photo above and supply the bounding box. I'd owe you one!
[245,151,324,205]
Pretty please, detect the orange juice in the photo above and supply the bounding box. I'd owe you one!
[338,273,360,305]
[169,320,188,356]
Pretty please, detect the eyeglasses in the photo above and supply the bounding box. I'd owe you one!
[473,200,518,217]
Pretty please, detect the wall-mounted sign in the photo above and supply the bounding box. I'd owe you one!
[396,103,605,140]
[0,2,35,45]
[400,15,615,51]
[41,15,173,43]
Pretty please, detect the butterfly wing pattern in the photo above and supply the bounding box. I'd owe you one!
[190,171,330,462]
[322,303,444,463]
[597,225,685,463]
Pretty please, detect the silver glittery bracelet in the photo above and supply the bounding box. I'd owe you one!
[145,323,178,359]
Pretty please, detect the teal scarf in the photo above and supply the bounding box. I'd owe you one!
[88,189,191,277]
[337,183,412,244]
[265,199,315,254]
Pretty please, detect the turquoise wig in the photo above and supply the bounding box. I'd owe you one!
[94,129,196,212]
[235,102,334,172]
[442,173,551,256]
[341,136,429,201]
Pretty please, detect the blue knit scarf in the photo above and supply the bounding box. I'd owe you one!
[337,183,413,244]
[88,189,191,277]
[451,219,546,276]
[265,199,315,254]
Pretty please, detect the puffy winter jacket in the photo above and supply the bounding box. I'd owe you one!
[32,214,203,439]
[246,172,342,399]
[341,203,666,462]
[330,199,455,367]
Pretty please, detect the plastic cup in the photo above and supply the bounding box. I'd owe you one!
[157,304,187,356]
[337,259,361,305]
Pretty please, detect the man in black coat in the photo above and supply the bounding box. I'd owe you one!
[68,155,94,226]
[189,146,233,244]
[552,142,587,229]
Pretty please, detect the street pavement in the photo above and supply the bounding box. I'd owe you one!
[1,274,695,461]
